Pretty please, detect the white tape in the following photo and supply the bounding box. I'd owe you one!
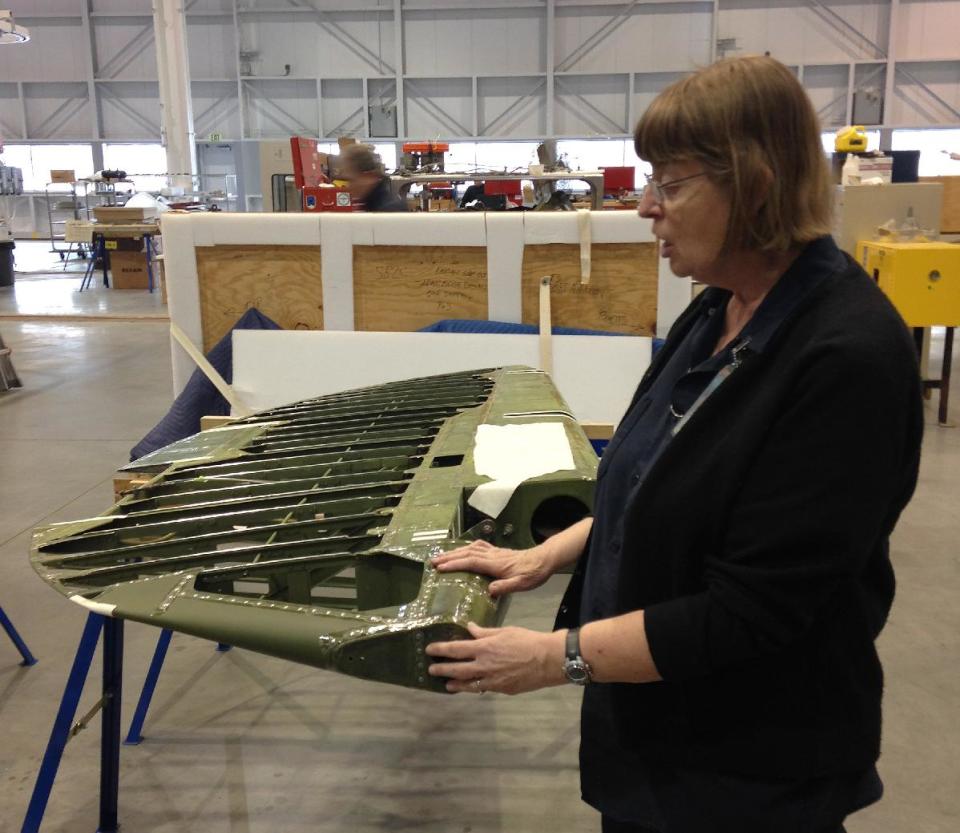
[69,595,118,617]
[577,209,592,284]
[468,422,575,518]
[538,276,553,375]
[170,322,254,416]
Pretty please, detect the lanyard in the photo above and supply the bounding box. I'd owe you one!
[671,337,752,437]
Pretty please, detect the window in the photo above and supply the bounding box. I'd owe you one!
[445,142,480,173]
[475,141,539,173]
[102,144,168,192]
[372,142,397,173]
[891,129,960,177]
[317,141,397,173]
[558,139,651,190]
[0,144,95,192]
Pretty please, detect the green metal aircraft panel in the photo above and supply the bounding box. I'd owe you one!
[31,367,597,692]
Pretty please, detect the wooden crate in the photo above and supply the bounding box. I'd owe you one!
[920,176,960,233]
[195,244,323,352]
[521,242,658,335]
[352,245,488,331]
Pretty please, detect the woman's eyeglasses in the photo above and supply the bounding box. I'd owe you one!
[642,172,708,205]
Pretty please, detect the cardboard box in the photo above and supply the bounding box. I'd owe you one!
[109,250,150,290]
[50,169,75,184]
[64,219,95,243]
[93,206,155,224]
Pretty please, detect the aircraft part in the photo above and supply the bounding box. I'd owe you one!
[31,368,597,692]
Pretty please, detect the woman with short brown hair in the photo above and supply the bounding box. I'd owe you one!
[427,56,923,833]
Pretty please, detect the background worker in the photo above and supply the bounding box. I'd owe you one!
[339,143,406,212]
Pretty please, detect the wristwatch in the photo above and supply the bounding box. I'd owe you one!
[563,627,593,685]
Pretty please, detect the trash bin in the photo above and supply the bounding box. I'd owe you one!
[0,241,14,288]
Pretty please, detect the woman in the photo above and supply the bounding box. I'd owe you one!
[426,56,924,833]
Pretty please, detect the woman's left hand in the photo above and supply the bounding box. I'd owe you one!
[426,622,567,695]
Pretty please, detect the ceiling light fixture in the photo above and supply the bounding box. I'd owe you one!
[0,10,30,45]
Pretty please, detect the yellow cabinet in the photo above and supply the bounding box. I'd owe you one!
[856,240,960,327]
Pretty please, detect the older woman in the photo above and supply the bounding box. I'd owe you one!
[426,56,924,833]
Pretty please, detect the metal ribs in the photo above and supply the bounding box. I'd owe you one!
[31,368,597,692]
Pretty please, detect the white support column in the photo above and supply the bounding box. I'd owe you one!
[845,62,855,125]
[710,0,719,63]
[546,0,555,137]
[16,81,27,139]
[153,0,197,190]
[883,0,900,136]
[232,0,246,140]
[80,1,101,145]
[361,76,369,138]
[392,0,405,139]
[472,75,479,136]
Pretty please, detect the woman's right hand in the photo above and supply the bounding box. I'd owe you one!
[429,540,555,598]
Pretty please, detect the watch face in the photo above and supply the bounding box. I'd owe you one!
[565,660,591,685]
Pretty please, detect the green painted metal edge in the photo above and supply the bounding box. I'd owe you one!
[30,367,597,692]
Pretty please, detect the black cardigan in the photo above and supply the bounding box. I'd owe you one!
[557,237,924,779]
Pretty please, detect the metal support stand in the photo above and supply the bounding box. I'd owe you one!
[124,630,231,745]
[0,605,37,666]
[99,619,123,833]
[79,235,109,292]
[145,234,155,294]
[22,613,124,833]
[915,326,954,425]
[0,331,23,392]
[123,628,171,746]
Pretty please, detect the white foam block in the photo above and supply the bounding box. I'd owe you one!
[523,211,655,245]
[369,212,487,247]
[657,256,693,339]
[485,213,524,322]
[231,330,650,426]
[161,214,203,396]
[319,214,356,331]
[192,212,321,246]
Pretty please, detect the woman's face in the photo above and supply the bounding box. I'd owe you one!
[638,160,731,284]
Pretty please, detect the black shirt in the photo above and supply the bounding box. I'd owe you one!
[578,241,884,830]
[361,176,407,212]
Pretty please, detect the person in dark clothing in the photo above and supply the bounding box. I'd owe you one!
[339,143,406,212]
[425,56,924,833]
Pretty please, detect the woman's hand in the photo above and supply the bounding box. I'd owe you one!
[426,622,567,695]
[429,540,554,597]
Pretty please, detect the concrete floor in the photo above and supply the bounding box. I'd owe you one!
[0,317,957,833]
[0,239,167,320]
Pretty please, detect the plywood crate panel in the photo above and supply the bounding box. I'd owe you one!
[920,176,960,233]
[352,245,488,331]
[196,244,323,351]
[521,242,658,335]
